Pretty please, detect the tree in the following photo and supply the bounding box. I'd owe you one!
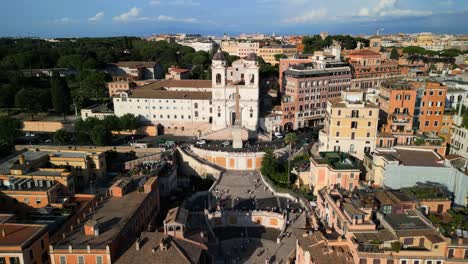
[285,132,297,184]
[15,88,51,119]
[50,72,71,118]
[0,116,22,156]
[0,84,17,108]
[402,46,427,56]
[103,115,122,131]
[390,47,399,60]
[80,70,108,99]
[90,124,111,146]
[261,148,278,178]
[53,129,71,145]
[120,113,140,131]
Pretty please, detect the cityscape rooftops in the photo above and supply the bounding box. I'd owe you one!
[115,231,206,264]
[384,148,444,167]
[0,177,57,192]
[313,152,360,170]
[0,223,47,248]
[165,207,189,226]
[348,49,381,57]
[383,211,433,232]
[129,79,212,90]
[53,175,156,249]
[296,230,354,264]
[381,81,415,90]
[124,89,212,100]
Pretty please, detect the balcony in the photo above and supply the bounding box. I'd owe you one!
[391,113,412,124]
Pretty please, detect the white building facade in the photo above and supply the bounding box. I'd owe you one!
[112,51,260,136]
[211,52,260,131]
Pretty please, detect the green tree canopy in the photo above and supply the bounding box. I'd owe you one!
[120,113,140,131]
[53,129,71,145]
[390,47,399,60]
[50,72,71,114]
[15,88,51,115]
[0,116,22,156]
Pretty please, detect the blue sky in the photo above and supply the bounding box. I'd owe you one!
[2,0,468,37]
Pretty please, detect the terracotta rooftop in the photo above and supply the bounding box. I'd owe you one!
[128,90,212,100]
[0,223,47,248]
[136,79,212,90]
[165,207,189,225]
[169,68,190,73]
[387,148,444,167]
[53,175,156,249]
[115,231,206,264]
[348,49,381,56]
[296,230,354,264]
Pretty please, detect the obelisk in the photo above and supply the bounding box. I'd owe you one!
[232,85,243,149]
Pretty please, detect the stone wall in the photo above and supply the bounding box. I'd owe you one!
[190,146,264,170]
[208,211,285,229]
[176,147,223,179]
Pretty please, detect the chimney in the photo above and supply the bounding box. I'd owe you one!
[135,238,141,251]
[160,237,168,251]
[84,220,100,236]
[19,154,25,165]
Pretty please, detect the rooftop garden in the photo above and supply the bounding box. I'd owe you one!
[401,186,450,200]
[428,207,468,238]
[315,152,360,170]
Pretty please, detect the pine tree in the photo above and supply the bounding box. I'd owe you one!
[390,47,399,60]
[50,72,71,120]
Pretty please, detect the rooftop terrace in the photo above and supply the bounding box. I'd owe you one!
[313,152,360,170]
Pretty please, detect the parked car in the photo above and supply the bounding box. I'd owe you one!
[221,141,230,147]
[274,132,283,138]
[196,139,207,146]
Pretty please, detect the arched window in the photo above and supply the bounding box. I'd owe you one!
[194,103,198,109]
[396,94,402,100]
[250,74,254,84]
[121,93,127,102]
[194,111,198,118]
[405,94,411,100]
[216,73,221,84]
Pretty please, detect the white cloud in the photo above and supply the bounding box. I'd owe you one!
[168,0,200,6]
[149,0,161,5]
[157,15,198,23]
[379,9,432,17]
[88,12,104,22]
[53,17,74,24]
[113,7,142,22]
[358,8,370,17]
[373,0,397,14]
[282,8,327,24]
[356,0,432,18]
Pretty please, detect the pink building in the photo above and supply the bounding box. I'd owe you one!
[317,188,376,235]
[309,152,360,194]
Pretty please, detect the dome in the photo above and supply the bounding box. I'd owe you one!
[245,52,258,61]
[212,49,226,61]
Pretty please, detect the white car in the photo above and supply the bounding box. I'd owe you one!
[221,141,230,147]
[196,139,207,146]
[274,132,284,139]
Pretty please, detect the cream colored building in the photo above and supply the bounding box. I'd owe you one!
[220,41,239,56]
[258,45,297,65]
[318,91,379,159]
[113,51,260,136]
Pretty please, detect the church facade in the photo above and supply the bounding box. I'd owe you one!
[112,50,260,137]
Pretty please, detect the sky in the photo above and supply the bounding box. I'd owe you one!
[2,0,468,38]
